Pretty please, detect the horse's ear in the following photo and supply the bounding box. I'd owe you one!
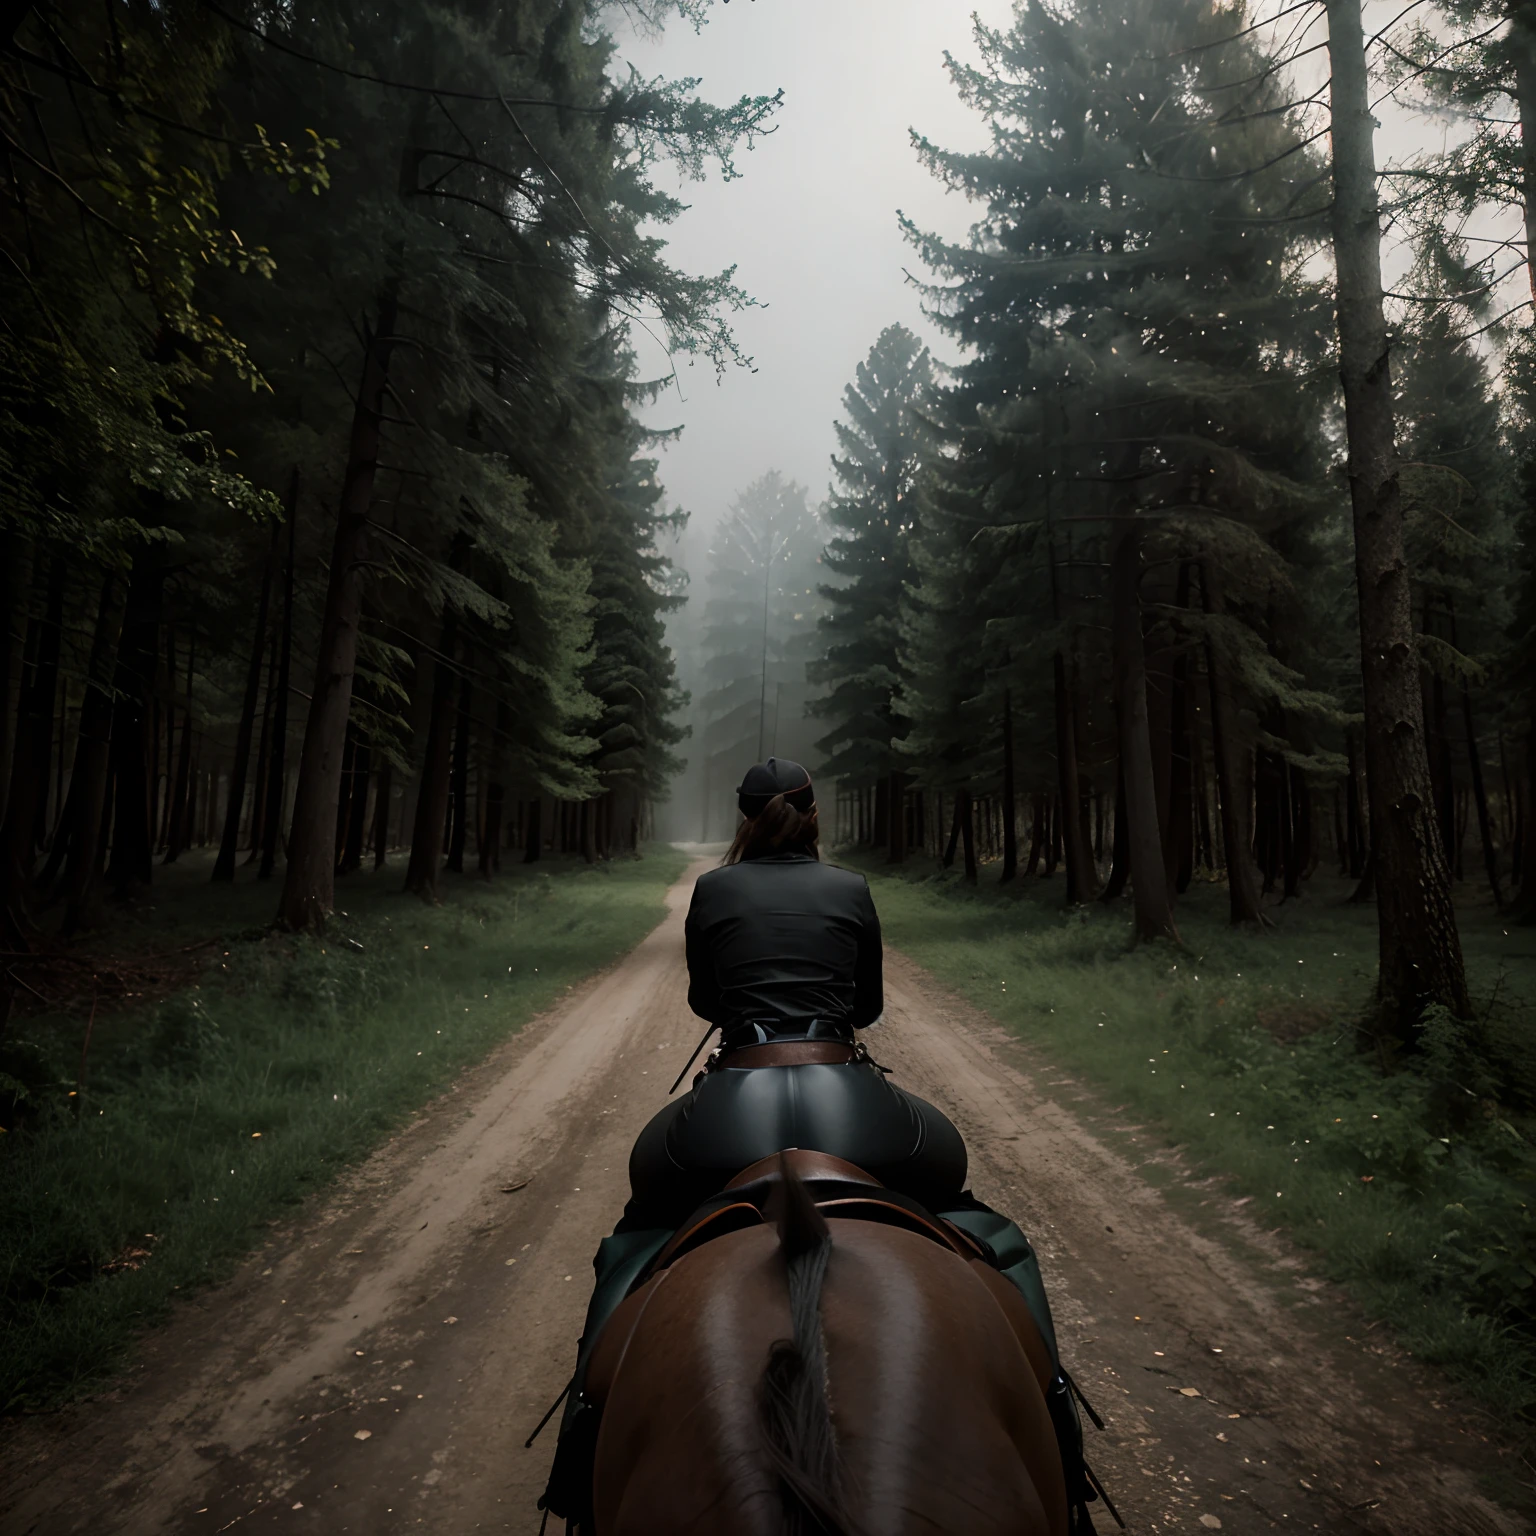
[768,1152,830,1262]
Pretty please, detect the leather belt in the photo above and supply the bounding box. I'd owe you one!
[717,1039,857,1070]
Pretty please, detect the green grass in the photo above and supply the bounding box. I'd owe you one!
[0,845,687,1411]
[844,850,1536,1422]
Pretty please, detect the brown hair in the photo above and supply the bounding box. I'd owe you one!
[724,795,821,865]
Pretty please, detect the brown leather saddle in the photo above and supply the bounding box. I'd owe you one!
[642,1146,993,1280]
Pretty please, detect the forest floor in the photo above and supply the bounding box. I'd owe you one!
[849,853,1536,1437]
[0,854,1529,1535]
[0,846,688,1415]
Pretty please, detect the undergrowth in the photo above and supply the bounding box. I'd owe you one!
[846,853,1536,1424]
[0,846,686,1412]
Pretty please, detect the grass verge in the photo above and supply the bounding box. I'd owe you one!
[0,845,687,1412]
[845,852,1536,1423]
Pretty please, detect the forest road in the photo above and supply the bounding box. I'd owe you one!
[0,858,1525,1536]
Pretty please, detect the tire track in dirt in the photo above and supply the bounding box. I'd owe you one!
[0,861,1524,1535]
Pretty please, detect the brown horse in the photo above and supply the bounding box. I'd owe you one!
[584,1159,1069,1536]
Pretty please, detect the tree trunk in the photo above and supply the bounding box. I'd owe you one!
[873,776,889,849]
[942,793,962,869]
[1167,565,1195,894]
[405,636,457,901]
[277,289,399,931]
[958,786,977,884]
[446,670,471,874]
[1200,562,1265,924]
[339,737,371,876]
[1448,603,1504,904]
[1111,519,1179,942]
[1327,0,1469,1036]
[580,795,597,866]
[886,771,906,864]
[163,629,196,864]
[524,795,543,863]
[372,759,393,870]
[1100,758,1130,902]
[1000,690,1017,883]
[105,552,165,897]
[0,534,32,838]
[1054,652,1098,902]
[1344,730,1367,879]
[2,557,65,918]
[260,480,298,880]
[1024,793,1045,877]
[55,577,122,931]
[483,781,507,876]
[214,520,278,881]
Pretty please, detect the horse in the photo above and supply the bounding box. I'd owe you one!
[582,1152,1070,1536]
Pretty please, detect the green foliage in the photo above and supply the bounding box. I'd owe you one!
[0,847,687,1411]
[855,859,1536,1418]
[810,324,934,786]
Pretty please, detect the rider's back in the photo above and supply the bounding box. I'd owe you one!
[685,853,882,1045]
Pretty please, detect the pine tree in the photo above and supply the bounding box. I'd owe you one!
[810,324,933,846]
[902,0,1337,936]
[697,472,825,827]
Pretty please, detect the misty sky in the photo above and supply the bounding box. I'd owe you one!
[614,2,1506,559]
[618,1,1014,533]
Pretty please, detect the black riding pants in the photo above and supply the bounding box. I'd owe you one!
[627,1058,968,1224]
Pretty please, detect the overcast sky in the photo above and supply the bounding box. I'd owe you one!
[614,2,1518,550]
[617,1,1013,533]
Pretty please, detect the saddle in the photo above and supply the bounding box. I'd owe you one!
[642,1147,996,1280]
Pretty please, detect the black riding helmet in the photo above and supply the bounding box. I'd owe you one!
[736,757,816,818]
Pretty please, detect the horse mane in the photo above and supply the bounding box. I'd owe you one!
[757,1157,858,1536]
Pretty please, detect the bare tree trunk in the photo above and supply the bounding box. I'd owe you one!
[214,520,278,881]
[106,552,164,897]
[339,737,371,876]
[524,795,543,863]
[163,629,196,864]
[1166,565,1195,894]
[1053,653,1097,902]
[958,786,977,885]
[277,290,399,931]
[481,780,506,875]
[1327,0,1469,1037]
[259,483,297,882]
[942,793,962,869]
[2,557,65,919]
[580,795,597,865]
[446,671,471,874]
[1100,758,1130,902]
[1111,519,1178,942]
[999,691,1017,882]
[0,534,32,838]
[886,770,905,864]
[372,759,393,870]
[56,577,122,931]
[1199,562,1265,924]
[1024,793,1045,878]
[405,634,457,901]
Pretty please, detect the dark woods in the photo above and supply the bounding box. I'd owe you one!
[0,0,776,986]
[809,0,1536,1056]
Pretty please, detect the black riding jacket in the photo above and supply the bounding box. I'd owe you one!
[683,853,883,1048]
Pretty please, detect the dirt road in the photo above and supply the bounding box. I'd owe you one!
[1,860,1525,1536]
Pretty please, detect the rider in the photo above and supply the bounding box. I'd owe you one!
[540,758,1097,1527]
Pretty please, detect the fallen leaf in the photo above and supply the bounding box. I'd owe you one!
[291,1502,303,1510]
[1216,1432,1228,1443]
[1176,1387,1201,1397]
[500,1180,530,1193]
[444,1316,458,1325]
[1200,1518,1222,1530]
[353,1430,372,1441]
